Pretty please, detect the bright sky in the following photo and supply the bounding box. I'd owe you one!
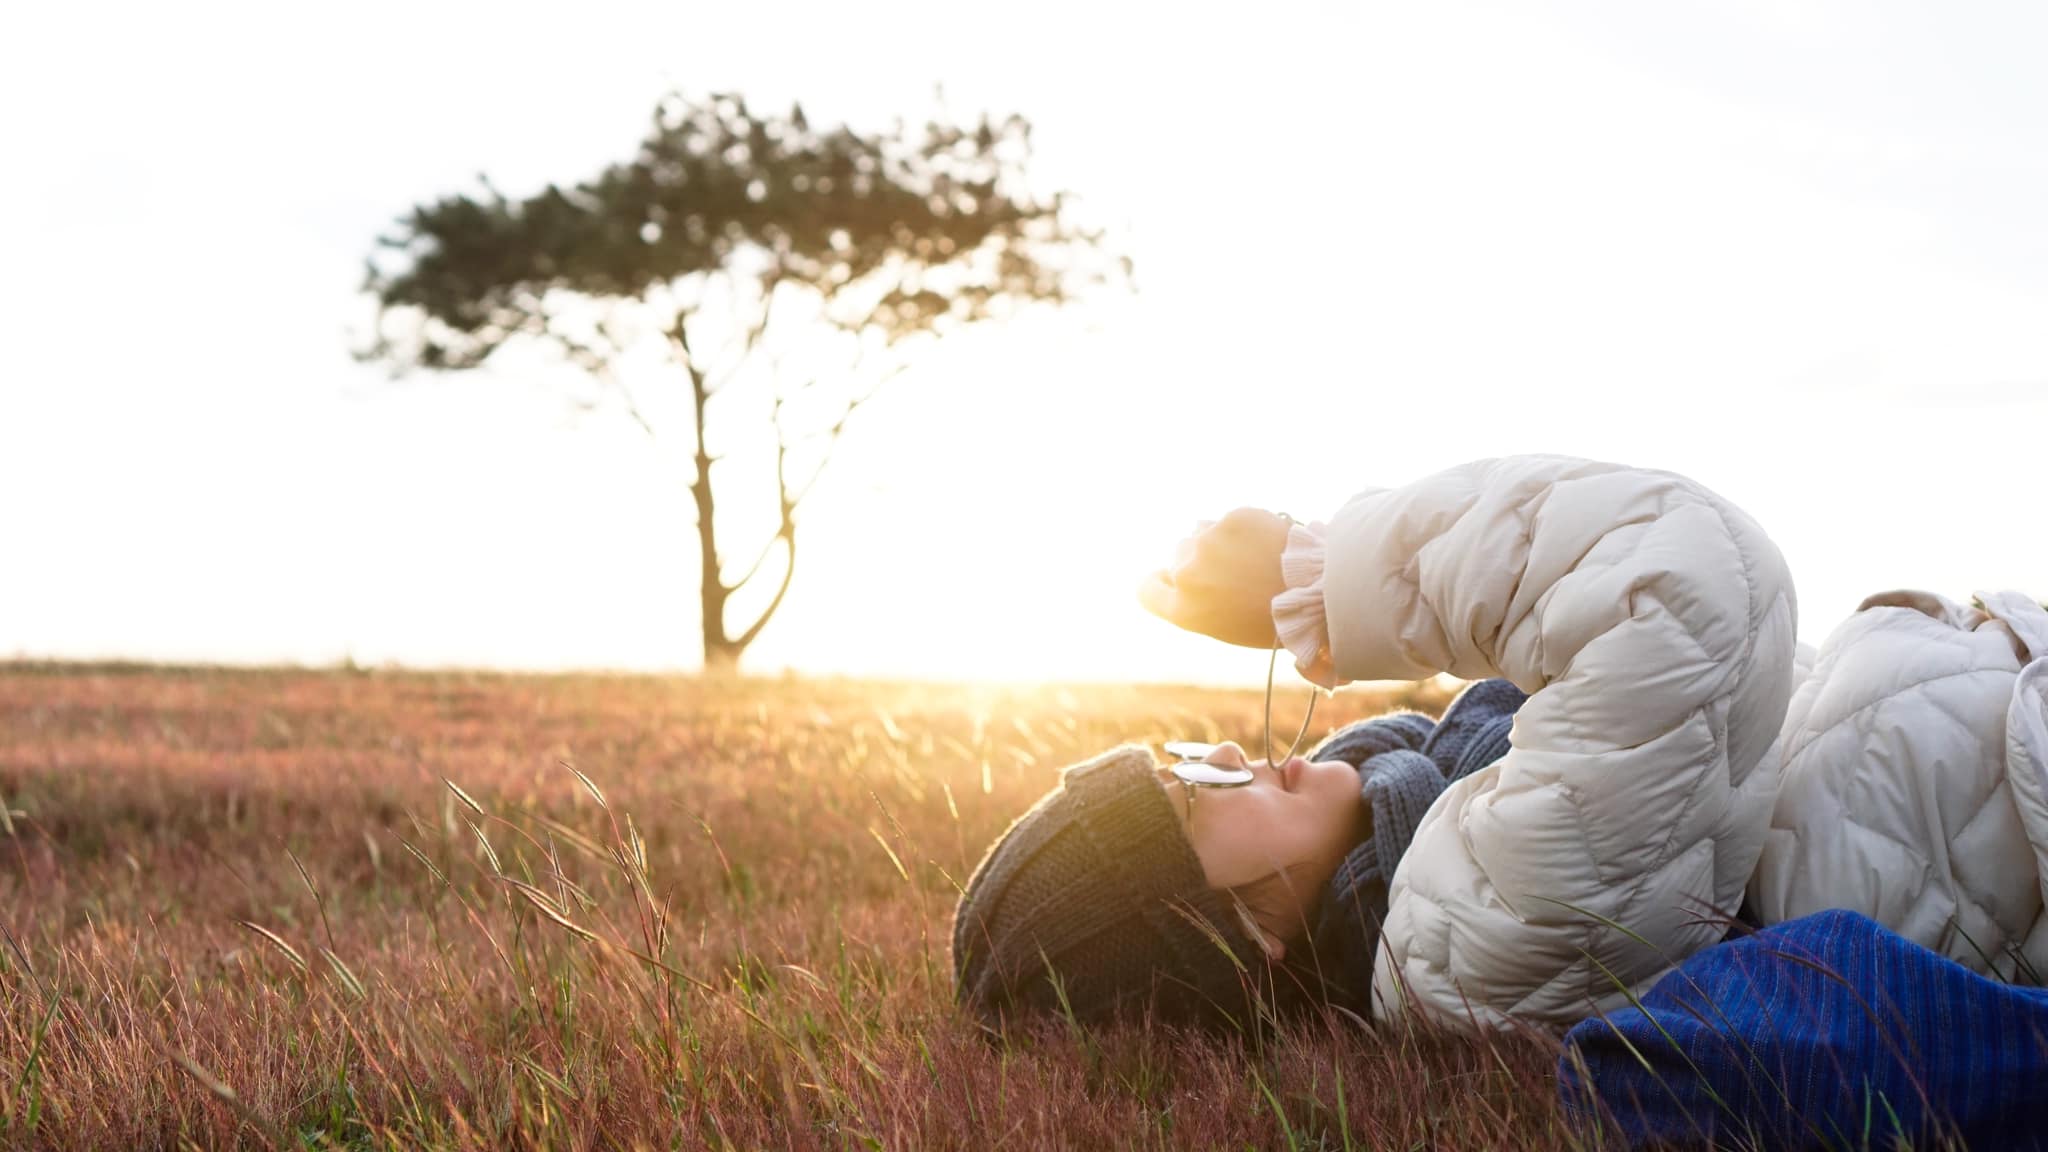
[3,2,2043,687]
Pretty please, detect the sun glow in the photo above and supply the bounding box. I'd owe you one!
[3,2,2046,684]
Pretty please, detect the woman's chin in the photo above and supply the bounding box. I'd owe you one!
[1307,758,1357,800]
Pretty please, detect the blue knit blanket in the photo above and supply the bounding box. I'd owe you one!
[1300,678,1527,1014]
[1562,908,2048,1149]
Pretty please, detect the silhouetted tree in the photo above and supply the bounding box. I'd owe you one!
[361,91,1124,670]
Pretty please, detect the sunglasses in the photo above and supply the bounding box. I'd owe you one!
[1160,740,1257,819]
[1161,639,1321,820]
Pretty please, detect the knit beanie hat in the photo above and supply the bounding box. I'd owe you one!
[951,746,1267,1031]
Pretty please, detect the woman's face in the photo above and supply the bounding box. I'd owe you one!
[1156,741,1366,960]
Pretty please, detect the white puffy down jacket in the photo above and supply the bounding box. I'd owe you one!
[1749,588,2048,979]
[1311,456,1799,1030]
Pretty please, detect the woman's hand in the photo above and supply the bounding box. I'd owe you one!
[1137,508,1293,648]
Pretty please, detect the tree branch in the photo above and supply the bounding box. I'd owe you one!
[721,522,788,596]
[706,272,781,397]
[729,532,796,652]
[721,386,805,635]
[721,392,797,594]
[665,311,708,392]
[778,359,907,518]
[832,262,910,336]
[550,327,658,441]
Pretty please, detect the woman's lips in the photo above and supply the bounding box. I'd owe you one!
[1279,756,1306,792]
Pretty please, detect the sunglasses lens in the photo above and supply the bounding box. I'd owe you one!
[1171,762,1256,786]
[1162,740,1218,761]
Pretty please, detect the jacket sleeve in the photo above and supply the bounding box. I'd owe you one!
[1273,519,1338,688]
[1312,456,1798,1030]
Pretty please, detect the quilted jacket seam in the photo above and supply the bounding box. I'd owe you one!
[1570,492,1754,1009]
[1626,494,1751,899]
[1785,667,2015,768]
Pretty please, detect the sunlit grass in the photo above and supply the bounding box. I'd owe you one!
[0,664,1602,1150]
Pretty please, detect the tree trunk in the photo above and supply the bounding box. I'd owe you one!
[675,308,801,677]
[701,640,744,674]
[690,358,738,674]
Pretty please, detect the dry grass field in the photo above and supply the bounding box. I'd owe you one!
[0,664,1589,1150]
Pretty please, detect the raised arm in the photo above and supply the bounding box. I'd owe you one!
[1314,456,1798,1029]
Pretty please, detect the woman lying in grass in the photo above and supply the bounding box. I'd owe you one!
[951,682,1531,1030]
[952,455,1801,1032]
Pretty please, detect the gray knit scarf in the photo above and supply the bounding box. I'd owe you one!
[1296,679,1528,1016]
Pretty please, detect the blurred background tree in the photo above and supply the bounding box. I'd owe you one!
[361,91,1126,671]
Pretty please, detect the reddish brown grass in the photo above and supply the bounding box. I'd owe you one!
[0,665,1587,1150]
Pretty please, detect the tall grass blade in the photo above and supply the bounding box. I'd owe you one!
[442,776,487,818]
[235,920,308,973]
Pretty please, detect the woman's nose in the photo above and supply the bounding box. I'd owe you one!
[1205,742,1249,770]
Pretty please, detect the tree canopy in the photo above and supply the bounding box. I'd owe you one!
[361,91,1125,668]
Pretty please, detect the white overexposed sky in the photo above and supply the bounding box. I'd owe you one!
[2,1,2042,686]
